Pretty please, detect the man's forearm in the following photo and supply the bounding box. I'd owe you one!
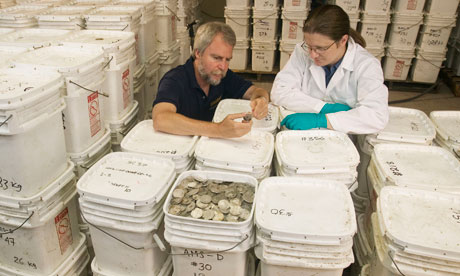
[153,111,222,137]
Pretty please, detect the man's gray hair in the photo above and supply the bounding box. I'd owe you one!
[192,22,236,59]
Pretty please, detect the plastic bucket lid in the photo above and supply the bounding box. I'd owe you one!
[212,99,279,133]
[35,5,95,21]
[276,130,360,173]
[224,6,251,17]
[429,111,460,144]
[194,130,274,173]
[121,119,198,163]
[84,5,142,22]
[77,151,176,210]
[255,177,356,245]
[378,186,460,260]
[371,143,460,192]
[0,28,72,49]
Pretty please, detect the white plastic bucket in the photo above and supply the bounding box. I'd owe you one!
[229,38,250,70]
[0,5,48,28]
[226,0,251,8]
[284,0,311,10]
[388,12,423,48]
[0,186,81,275]
[252,7,279,41]
[328,0,359,13]
[213,99,279,134]
[0,28,72,49]
[279,40,297,69]
[361,0,391,14]
[424,0,460,17]
[360,12,391,47]
[121,119,198,175]
[102,55,136,122]
[429,111,460,150]
[393,0,426,13]
[194,130,274,179]
[410,49,446,83]
[36,5,94,30]
[419,15,456,52]
[158,42,180,79]
[108,100,139,152]
[383,47,415,81]
[225,7,251,40]
[154,4,177,51]
[281,8,308,41]
[254,0,279,9]
[251,39,277,72]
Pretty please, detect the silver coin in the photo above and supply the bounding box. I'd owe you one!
[191,208,203,219]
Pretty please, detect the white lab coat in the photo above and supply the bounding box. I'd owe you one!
[271,38,389,134]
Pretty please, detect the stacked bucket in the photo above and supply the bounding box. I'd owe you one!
[121,119,198,175]
[369,186,460,275]
[410,0,458,83]
[279,0,310,69]
[430,110,460,159]
[274,130,360,191]
[35,5,95,30]
[254,177,356,276]
[11,45,112,178]
[155,0,180,80]
[252,0,278,72]
[194,130,274,182]
[225,0,251,70]
[77,152,176,276]
[0,66,89,275]
[328,0,360,29]
[163,170,257,276]
[0,4,48,28]
[176,0,191,65]
[384,0,424,81]
[212,99,279,134]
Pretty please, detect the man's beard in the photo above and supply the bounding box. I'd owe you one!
[197,61,226,86]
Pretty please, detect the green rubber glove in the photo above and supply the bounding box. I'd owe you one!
[320,103,351,114]
[280,113,327,130]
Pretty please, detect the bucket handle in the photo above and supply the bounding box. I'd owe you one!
[81,212,146,250]
[387,250,407,276]
[0,114,13,128]
[418,53,444,69]
[393,17,423,34]
[68,80,109,97]
[153,233,167,251]
[0,211,34,236]
[102,56,114,70]
[167,234,250,256]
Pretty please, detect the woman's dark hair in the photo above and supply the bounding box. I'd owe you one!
[303,4,366,48]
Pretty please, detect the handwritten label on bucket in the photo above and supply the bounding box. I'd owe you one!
[183,249,224,275]
[54,207,73,255]
[88,92,101,137]
[122,68,130,109]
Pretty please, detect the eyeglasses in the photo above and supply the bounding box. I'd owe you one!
[301,40,337,54]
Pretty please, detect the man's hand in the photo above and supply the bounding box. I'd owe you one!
[217,112,253,138]
[250,97,268,120]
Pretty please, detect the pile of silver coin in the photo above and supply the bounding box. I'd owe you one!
[168,176,255,222]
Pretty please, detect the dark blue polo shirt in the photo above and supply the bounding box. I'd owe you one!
[153,57,253,122]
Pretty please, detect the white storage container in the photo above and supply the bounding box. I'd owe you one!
[284,0,311,10]
[121,119,198,174]
[418,15,456,52]
[279,40,297,69]
[194,130,274,180]
[388,12,423,48]
[281,8,308,42]
[361,0,391,14]
[36,5,95,30]
[108,99,139,152]
[0,67,68,198]
[430,111,460,152]
[213,99,279,134]
[253,7,279,41]
[360,12,391,47]
[158,41,180,80]
[225,7,251,40]
[251,39,277,72]
[383,46,414,81]
[0,173,81,275]
[393,0,426,13]
[410,49,446,83]
[0,5,48,28]
[254,0,278,9]
[154,3,178,51]
[424,0,460,17]
[0,28,72,49]
[229,38,250,70]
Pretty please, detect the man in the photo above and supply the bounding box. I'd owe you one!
[152,22,269,138]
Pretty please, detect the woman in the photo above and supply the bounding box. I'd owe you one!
[271,4,389,134]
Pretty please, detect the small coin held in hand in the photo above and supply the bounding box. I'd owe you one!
[243,113,252,122]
